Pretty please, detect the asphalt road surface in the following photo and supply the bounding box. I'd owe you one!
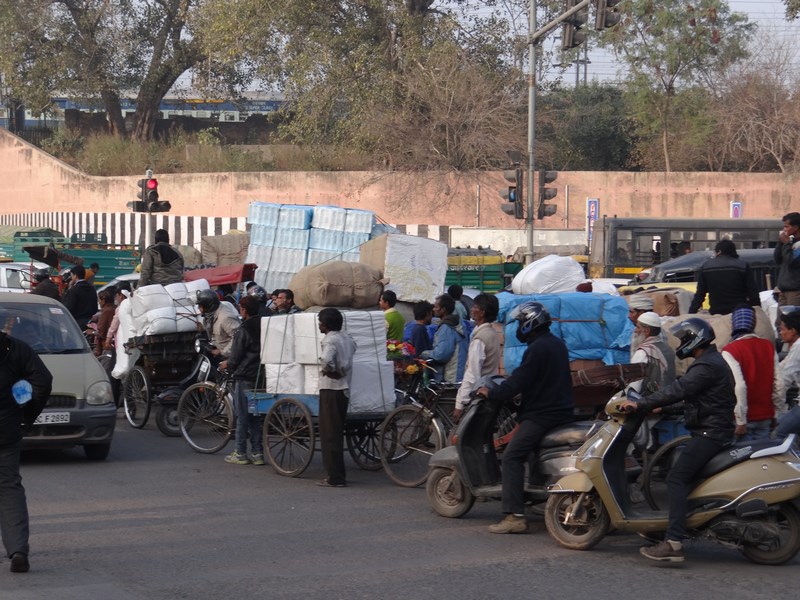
[2,413,798,600]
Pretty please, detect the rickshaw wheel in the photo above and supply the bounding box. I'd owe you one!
[123,366,151,428]
[264,398,315,477]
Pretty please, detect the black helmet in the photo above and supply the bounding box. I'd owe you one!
[196,289,220,312]
[510,301,551,342]
[34,268,50,282]
[248,285,267,303]
[671,317,715,359]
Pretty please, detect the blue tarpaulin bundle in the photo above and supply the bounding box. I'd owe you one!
[497,292,633,373]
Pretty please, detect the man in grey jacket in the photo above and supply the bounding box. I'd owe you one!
[139,229,184,287]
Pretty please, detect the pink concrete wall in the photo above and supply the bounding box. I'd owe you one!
[1,129,797,226]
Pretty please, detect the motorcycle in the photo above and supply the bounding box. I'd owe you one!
[426,378,597,518]
[153,335,217,436]
[544,389,800,565]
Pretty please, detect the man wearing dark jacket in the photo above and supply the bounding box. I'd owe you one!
[61,265,98,329]
[139,229,184,287]
[622,317,735,563]
[0,331,53,573]
[774,212,800,310]
[29,269,60,301]
[478,301,575,534]
[219,296,264,466]
[689,239,759,315]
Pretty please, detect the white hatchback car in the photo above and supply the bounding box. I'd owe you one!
[0,292,116,459]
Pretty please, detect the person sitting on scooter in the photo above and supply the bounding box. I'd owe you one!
[620,317,735,563]
[477,301,575,534]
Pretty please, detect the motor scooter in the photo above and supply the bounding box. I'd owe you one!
[426,380,596,518]
[153,335,217,436]
[545,389,800,565]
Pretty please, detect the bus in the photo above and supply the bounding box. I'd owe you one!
[588,217,778,279]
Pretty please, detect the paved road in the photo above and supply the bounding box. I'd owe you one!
[2,414,798,600]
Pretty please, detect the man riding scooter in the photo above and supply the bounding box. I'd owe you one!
[478,301,575,534]
[620,317,735,563]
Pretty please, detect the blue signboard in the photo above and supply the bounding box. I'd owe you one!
[587,198,599,246]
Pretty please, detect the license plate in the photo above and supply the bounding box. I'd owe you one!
[200,360,210,375]
[34,412,71,425]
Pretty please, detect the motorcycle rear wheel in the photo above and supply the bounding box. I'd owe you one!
[426,467,475,518]
[156,405,181,437]
[544,492,610,550]
[740,503,800,565]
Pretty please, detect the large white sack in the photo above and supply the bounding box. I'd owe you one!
[264,362,304,394]
[134,306,178,336]
[260,315,295,364]
[185,278,210,297]
[512,255,586,295]
[293,313,322,364]
[130,284,173,318]
[165,282,189,301]
[112,300,140,379]
[349,360,395,414]
[175,302,202,333]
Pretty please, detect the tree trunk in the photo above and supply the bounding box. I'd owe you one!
[662,127,671,173]
[100,90,127,137]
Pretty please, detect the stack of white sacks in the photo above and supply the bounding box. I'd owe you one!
[259,310,394,414]
[110,279,210,379]
[246,202,376,291]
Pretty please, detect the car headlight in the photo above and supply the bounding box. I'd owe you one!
[86,380,114,406]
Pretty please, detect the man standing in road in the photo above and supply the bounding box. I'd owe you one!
[774,212,800,312]
[62,265,98,330]
[139,229,184,287]
[478,302,575,534]
[316,308,356,488]
[688,239,759,315]
[379,290,405,341]
[420,294,468,383]
[0,330,53,573]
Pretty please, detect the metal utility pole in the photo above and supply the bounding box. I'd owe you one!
[525,1,537,265]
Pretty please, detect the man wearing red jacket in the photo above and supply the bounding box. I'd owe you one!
[721,304,785,441]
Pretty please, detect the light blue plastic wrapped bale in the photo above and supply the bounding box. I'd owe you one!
[345,209,376,234]
[341,232,370,252]
[247,202,281,227]
[309,228,345,251]
[497,292,632,374]
[277,205,314,230]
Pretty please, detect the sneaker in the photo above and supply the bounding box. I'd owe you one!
[10,553,29,573]
[316,478,346,488]
[488,514,528,534]
[224,451,251,465]
[250,453,266,466]
[640,540,685,562]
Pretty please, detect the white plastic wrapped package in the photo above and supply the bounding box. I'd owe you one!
[130,284,173,318]
[511,255,587,295]
[293,313,322,364]
[185,278,211,297]
[260,315,295,364]
[344,209,375,234]
[164,282,189,301]
[264,362,304,394]
[112,299,140,379]
[304,365,320,395]
[311,205,347,231]
[342,311,385,363]
[348,361,395,414]
[175,302,202,333]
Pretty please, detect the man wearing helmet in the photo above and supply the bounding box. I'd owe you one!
[477,301,575,535]
[29,269,60,301]
[196,289,240,360]
[621,317,735,563]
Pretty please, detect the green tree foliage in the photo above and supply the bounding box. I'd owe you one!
[0,0,208,141]
[602,0,753,171]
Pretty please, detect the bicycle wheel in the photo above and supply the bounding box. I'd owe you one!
[123,366,151,428]
[379,405,444,488]
[178,382,234,454]
[264,398,315,477]
[346,419,383,471]
[642,435,691,510]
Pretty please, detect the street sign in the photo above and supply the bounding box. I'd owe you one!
[730,201,743,219]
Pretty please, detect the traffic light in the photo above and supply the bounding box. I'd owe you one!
[500,167,524,220]
[128,176,171,212]
[594,0,622,30]
[537,170,558,219]
[562,0,589,50]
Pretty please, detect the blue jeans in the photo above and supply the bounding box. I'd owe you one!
[0,442,29,558]
[776,406,800,438]
[739,419,772,442]
[233,381,263,455]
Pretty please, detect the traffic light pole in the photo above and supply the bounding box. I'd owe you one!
[525,0,592,265]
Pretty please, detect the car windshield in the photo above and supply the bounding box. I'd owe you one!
[0,302,90,354]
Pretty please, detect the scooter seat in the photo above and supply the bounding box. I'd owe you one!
[540,421,593,449]
[696,438,783,480]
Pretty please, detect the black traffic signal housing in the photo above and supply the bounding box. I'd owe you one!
[594,0,622,30]
[562,0,589,50]
[500,167,524,220]
[128,177,171,213]
[537,170,558,219]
